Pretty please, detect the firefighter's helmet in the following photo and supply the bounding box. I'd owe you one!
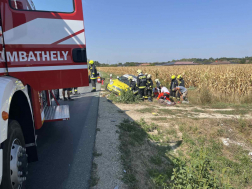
[145,73,148,76]
[137,69,142,74]
[155,79,159,83]
[147,74,151,79]
[171,75,176,80]
[89,60,94,64]
[177,75,182,80]
[128,76,133,80]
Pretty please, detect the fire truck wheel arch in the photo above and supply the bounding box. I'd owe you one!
[0,77,37,185]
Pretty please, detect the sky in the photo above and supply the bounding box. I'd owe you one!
[33,0,252,64]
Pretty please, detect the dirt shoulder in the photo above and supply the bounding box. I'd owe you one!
[90,90,127,189]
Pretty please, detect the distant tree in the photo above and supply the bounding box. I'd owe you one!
[240,59,246,64]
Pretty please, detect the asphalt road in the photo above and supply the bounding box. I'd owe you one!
[26,84,100,189]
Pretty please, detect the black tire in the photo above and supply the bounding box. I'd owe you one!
[0,120,26,189]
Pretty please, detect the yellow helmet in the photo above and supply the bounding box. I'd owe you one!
[128,76,133,80]
[147,74,151,79]
[89,60,94,64]
[137,69,142,74]
[177,75,182,79]
[171,75,176,80]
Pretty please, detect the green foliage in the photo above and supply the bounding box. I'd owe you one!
[240,59,246,64]
[171,149,233,189]
[108,90,141,104]
[150,155,163,166]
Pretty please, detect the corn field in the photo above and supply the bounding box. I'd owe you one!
[99,65,252,97]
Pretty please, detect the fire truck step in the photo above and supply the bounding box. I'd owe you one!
[44,105,70,122]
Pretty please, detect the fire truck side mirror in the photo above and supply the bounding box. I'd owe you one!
[72,48,87,63]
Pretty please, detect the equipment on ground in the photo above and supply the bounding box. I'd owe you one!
[0,0,88,188]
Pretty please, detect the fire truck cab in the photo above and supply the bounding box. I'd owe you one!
[0,0,88,188]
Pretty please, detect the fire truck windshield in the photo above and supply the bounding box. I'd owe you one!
[9,0,74,13]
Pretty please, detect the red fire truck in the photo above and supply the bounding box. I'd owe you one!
[0,0,88,188]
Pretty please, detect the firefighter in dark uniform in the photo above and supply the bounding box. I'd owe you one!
[136,69,147,100]
[89,60,97,92]
[128,76,138,95]
[176,75,185,101]
[146,74,153,102]
[170,75,178,101]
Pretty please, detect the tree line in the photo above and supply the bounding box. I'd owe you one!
[90,56,252,67]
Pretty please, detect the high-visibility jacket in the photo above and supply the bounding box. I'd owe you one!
[89,64,97,79]
[178,78,185,87]
[146,79,153,89]
[129,81,137,90]
[129,81,138,94]
[157,92,170,100]
[137,73,147,89]
[170,79,178,91]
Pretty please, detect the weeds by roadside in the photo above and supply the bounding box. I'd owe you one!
[89,162,99,187]
[108,90,141,104]
[117,118,237,189]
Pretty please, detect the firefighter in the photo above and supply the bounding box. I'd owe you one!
[176,75,185,101]
[153,79,161,97]
[136,69,147,100]
[89,60,97,92]
[177,75,185,87]
[170,75,178,100]
[128,76,138,95]
[146,74,153,102]
[62,88,74,101]
[74,87,79,95]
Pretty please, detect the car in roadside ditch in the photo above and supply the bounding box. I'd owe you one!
[106,74,137,95]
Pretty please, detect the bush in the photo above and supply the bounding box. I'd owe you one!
[199,87,212,104]
[108,90,141,104]
[171,149,233,189]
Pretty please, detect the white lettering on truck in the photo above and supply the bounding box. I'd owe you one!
[6,52,18,62]
[5,51,69,62]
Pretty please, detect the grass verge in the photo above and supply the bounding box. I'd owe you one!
[108,90,141,104]
[117,118,241,189]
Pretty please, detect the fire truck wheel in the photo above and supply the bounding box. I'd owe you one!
[0,120,28,189]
